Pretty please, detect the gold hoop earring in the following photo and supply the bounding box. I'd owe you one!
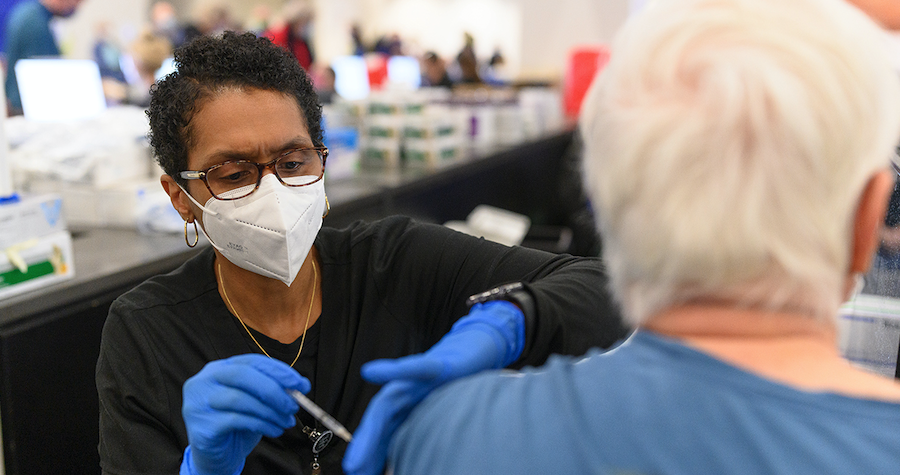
[322,194,330,218]
[185,220,199,248]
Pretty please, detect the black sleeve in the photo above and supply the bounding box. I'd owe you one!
[885,177,900,227]
[97,300,184,475]
[365,217,628,367]
[555,130,603,257]
[513,255,627,367]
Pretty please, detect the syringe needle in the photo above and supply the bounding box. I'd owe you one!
[288,389,353,443]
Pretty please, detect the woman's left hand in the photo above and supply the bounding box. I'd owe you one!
[342,301,525,475]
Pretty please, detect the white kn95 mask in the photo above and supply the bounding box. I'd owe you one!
[181,173,326,286]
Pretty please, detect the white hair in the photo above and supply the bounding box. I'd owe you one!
[580,0,900,326]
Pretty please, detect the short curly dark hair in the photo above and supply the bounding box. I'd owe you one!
[147,31,323,183]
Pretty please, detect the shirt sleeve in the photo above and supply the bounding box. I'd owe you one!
[512,251,628,366]
[884,177,900,227]
[366,217,628,365]
[96,299,185,475]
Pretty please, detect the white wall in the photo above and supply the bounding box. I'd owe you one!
[55,0,152,61]
[516,0,628,80]
[321,0,628,82]
[331,0,522,73]
[312,0,363,63]
[55,0,629,82]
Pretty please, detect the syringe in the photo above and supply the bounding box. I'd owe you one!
[288,389,353,443]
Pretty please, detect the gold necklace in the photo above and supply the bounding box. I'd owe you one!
[217,260,318,368]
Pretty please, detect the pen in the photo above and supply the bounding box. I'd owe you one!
[288,389,353,443]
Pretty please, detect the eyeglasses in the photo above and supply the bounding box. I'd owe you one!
[179,147,328,200]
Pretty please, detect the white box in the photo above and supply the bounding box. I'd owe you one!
[404,137,460,170]
[24,179,178,230]
[365,114,403,140]
[839,293,900,377]
[0,230,74,300]
[99,179,168,227]
[361,136,402,169]
[0,193,67,249]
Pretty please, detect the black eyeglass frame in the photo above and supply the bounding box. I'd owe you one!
[178,147,328,201]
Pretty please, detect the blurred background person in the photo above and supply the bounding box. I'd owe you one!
[101,27,171,107]
[350,23,367,56]
[456,49,481,84]
[182,0,236,43]
[315,65,337,104]
[243,4,272,36]
[3,0,84,115]
[265,0,315,71]
[481,50,508,86]
[420,51,452,88]
[372,33,402,56]
[452,32,481,84]
[92,21,126,83]
[127,27,172,106]
[150,1,186,48]
[386,0,900,473]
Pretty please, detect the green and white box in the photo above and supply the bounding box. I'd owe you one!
[0,230,74,299]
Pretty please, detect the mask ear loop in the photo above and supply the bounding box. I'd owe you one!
[177,184,220,217]
[323,194,330,218]
[185,220,199,248]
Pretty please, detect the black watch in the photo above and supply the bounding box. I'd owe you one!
[467,282,536,362]
[467,282,531,310]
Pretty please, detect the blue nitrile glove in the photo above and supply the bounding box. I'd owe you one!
[342,300,525,475]
[179,353,311,475]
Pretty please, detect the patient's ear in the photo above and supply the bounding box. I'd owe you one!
[850,169,894,274]
[160,175,195,222]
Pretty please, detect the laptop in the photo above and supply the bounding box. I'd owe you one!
[14,58,107,121]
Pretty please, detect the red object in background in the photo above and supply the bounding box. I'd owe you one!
[366,54,389,90]
[563,45,611,119]
[264,25,314,71]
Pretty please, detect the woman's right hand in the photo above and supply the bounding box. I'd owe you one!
[179,354,310,475]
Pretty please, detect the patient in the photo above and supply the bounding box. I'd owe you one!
[386,0,900,473]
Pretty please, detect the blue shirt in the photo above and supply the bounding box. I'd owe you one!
[4,1,59,111]
[389,331,900,474]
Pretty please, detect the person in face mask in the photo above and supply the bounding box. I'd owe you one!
[95,31,626,475]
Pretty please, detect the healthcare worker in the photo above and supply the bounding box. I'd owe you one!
[95,32,626,475]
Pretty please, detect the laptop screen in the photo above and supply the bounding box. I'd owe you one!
[331,55,370,101]
[14,59,107,121]
[388,56,421,90]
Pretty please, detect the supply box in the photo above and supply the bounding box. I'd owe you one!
[839,293,900,377]
[0,193,75,299]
